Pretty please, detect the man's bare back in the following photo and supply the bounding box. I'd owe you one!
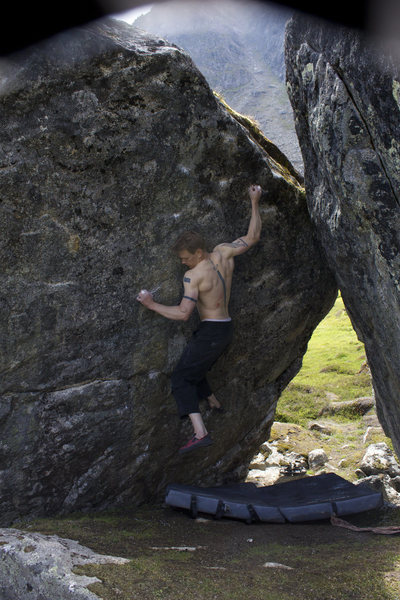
[178,248,234,321]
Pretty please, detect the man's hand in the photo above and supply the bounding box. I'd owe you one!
[249,184,262,204]
[136,287,196,321]
[136,289,154,309]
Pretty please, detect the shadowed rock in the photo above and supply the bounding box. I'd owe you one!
[0,19,336,524]
[285,15,400,458]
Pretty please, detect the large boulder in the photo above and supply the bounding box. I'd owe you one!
[0,19,336,524]
[285,16,400,458]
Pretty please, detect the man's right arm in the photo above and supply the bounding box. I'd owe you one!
[216,184,262,258]
[136,273,199,322]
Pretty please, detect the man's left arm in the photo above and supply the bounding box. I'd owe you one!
[216,184,262,259]
[137,275,198,322]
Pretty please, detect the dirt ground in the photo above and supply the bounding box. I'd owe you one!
[24,502,400,600]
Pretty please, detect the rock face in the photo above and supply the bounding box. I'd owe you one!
[134,0,303,173]
[0,19,336,524]
[285,16,400,457]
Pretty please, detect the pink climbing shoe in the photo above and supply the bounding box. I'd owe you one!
[179,434,213,455]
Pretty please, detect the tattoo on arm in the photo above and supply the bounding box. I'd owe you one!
[230,238,249,248]
[221,238,249,249]
[182,275,197,304]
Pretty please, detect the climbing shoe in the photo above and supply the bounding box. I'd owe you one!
[179,434,213,455]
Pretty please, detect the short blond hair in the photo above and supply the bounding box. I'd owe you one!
[171,231,207,254]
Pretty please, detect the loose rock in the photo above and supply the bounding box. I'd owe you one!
[360,443,400,478]
[249,453,268,471]
[263,562,294,570]
[246,467,281,486]
[308,422,332,435]
[259,442,273,458]
[355,475,400,507]
[308,448,328,470]
[319,398,374,418]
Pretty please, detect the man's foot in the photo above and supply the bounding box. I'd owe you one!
[179,433,213,455]
[207,394,224,412]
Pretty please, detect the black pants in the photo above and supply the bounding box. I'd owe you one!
[171,320,234,418]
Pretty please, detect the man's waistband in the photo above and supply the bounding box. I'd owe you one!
[201,318,232,322]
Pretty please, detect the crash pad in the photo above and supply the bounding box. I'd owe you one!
[165,473,383,523]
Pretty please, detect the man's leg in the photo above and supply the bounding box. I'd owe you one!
[172,322,233,452]
[188,412,208,439]
[171,331,217,422]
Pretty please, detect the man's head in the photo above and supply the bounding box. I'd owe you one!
[171,231,208,268]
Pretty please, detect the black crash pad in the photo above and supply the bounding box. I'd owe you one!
[165,473,383,523]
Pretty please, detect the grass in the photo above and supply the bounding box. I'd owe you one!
[275,293,372,426]
[23,505,400,600]
[269,292,395,481]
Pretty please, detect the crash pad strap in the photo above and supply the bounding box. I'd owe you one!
[215,500,225,520]
[190,495,198,519]
[331,514,400,535]
[247,504,260,524]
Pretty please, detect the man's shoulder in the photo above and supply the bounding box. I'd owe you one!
[211,245,232,261]
[183,268,200,284]
[213,243,232,256]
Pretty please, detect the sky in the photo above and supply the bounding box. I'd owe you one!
[112,4,153,24]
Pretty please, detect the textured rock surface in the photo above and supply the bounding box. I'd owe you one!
[134,0,303,173]
[307,448,328,471]
[285,16,400,457]
[319,397,375,418]
[0,528,128,600]
[0,19,336,524]
[360,443,400,478]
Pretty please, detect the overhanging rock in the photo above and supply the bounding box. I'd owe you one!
[0,18,336,524]
[285,15,400,458]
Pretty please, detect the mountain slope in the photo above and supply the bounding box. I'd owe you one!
[134,0,303,173]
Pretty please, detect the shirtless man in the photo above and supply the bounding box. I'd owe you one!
[137,184,262,454]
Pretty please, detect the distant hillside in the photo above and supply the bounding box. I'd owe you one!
[134,0,303,174]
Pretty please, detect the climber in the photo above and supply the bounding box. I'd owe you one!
[136,184,262,454]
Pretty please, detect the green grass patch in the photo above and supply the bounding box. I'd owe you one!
[276,293,372,426]
[22,500,400,600]
[56,513,400,600]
